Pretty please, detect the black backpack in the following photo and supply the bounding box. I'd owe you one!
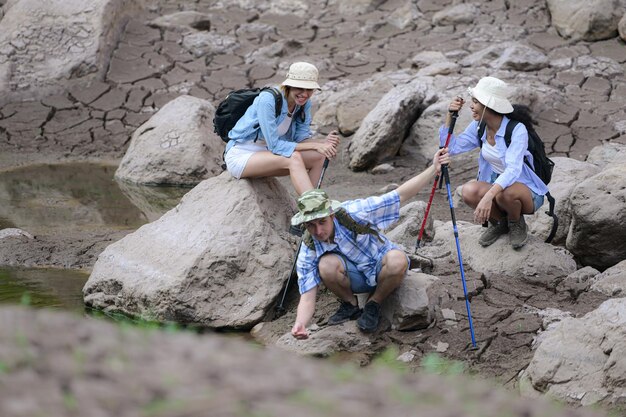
[478,105,558,243]
[213,86,304,142]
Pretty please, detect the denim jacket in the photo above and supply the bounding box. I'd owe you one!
[439,116,549,196]
[225,88,313,157]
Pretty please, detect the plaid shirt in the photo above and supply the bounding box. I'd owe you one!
[296,190,402,294]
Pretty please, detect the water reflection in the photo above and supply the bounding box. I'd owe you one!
[0,163,189,233]
[0,267,89,312]
[116,180,190,223]
[0,162,191,312]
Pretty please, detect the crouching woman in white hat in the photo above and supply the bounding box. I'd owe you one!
[443,76,549,249]
[224,62,339,195]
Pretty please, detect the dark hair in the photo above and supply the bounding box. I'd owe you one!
[507,104,538,135]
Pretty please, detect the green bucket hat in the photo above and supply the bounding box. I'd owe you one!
[291,189,341,226]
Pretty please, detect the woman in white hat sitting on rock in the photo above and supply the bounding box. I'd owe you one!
[444,76,549,249]
[224,62,339,195]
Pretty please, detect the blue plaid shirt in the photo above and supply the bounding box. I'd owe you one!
[296,190,402,294]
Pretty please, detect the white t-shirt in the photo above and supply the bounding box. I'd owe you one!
[277,113,292,136]
[481,141,505,174]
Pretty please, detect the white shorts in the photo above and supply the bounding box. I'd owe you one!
[224,141,268,179]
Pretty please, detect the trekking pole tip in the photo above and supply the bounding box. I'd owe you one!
[274,305,286,317]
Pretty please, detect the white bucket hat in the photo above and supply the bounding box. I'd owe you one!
[467,77,513,114]
[282,62,321,90]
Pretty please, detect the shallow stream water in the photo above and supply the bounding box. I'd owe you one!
[0,162,188,310]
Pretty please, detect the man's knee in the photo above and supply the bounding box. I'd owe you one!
[382,250,408,277]
[318,254,344,281]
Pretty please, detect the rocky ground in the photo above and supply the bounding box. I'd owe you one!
[0,0,625,416]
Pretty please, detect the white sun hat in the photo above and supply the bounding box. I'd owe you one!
[467,76,513,114]
[282,62,321,90]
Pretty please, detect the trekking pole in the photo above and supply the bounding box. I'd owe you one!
[440,161,478,349]
[415,111,459,251]
[275,158,330,316]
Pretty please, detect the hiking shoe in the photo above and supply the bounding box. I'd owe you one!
[478,218,509,247]
[357,301,381,333]
[328,301,361,325]
[508,216,528,249]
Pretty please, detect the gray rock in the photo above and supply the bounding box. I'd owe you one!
[370,163,394,175]
[620,14,626,41]
[313,75,398,136]
[115,95,224,186]
[148,11,212,33]
[461,42,548,72]
[386,201,432,250]
[521,298,626,407]
[0,0,140,104]
[387,1,423,29]
[411,51,448,68]
[547,0,625,41]
[492,44,549,71]
[566,165,626,270]
[586,142,626,167]
[348,78,436,171]
[432,3,479,26]
[276,321,372,357]
[0,228,33,240]
[589,260,626,297]
[556,266,601,298]
[182,32,238,58]
[572,55,623,78]
[328,0,386,16]
[421,221,577,287]
[528,157,600,244]
[83,173,297,329]
[381,270,439,331]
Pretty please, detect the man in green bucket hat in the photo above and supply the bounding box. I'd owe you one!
[291,148,450,338]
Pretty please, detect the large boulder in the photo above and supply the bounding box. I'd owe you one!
[546,0,625,41]
[83,173,297,329]
[421,221,577,287]
[566,165,626,270]
[0,0,140,104]
[348,78,436,171]
[528,157,600,244]
[521,298,626,408]
[313,70,413,136]
[115,95,225,186]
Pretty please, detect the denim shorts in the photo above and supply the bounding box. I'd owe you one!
[489,172,544,213]
[329,251,409,294]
